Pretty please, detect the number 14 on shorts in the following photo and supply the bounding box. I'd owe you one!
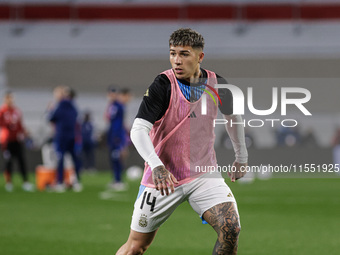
[140,191,157,212]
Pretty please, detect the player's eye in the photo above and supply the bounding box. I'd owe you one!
[182,53,190,57]
[170,52,176,56]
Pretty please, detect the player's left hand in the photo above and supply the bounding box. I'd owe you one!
[228,161,247,182]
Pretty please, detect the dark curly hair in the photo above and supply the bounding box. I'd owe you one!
[169,28,204,50]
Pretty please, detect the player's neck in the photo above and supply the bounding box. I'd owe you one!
[189,67,202,84]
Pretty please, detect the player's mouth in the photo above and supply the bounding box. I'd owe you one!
[174,68,184,75]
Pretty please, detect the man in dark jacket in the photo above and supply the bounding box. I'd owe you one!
[48,86,82,192]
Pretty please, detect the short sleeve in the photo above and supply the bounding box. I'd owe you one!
[136,74,171,124]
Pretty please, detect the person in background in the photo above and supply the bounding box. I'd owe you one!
[118,88,132,165]
[81,111,96,172]
[332,127,340,175]
[276,126,301,147]
[105,86,128,191]
[119,88,132,106]
[48,86,82,192]
[0,91,34,192]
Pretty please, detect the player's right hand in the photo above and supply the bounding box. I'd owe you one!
[152,165,178,196]
[228,161,247,182]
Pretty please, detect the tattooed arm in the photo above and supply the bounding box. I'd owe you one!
[131,118,178,196]
[152,165,178,196]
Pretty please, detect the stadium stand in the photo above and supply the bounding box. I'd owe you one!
[0,0,339,170]
[1,0,340,21]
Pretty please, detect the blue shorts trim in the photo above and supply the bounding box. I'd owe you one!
[136,185,146,200]
[201,217,208,225]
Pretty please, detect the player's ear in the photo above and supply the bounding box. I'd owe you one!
[198,51,204,63]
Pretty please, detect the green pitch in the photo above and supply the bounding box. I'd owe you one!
[0,172,339,255]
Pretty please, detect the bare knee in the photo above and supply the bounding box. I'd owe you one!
[116,230,156,255]
[219,218,241,243]
[117,241,150,255]
[213,217,240,255]
[130,242,148,254]
[203,202,241,254]
[131,241,150,255]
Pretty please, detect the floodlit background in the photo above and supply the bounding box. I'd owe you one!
[0,1,340,254]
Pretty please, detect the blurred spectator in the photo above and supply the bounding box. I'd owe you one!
[105,86,130,191]
[301,128,319,148]
[332,127,340,171]
[0,91,34,192]
[81,111,96,172]
[118,88,132,162]
[276,126,301,147]
[48,86,82,192]
[332,127,340,147]
[220,129,255,149]
[119,88,132,105]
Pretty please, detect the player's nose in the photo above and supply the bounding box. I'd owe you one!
[174,56,182,65]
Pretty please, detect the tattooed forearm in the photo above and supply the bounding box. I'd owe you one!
[152,165,168,184]
[203,202,240,255]
[152,165,177,196]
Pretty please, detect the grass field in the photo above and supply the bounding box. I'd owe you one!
[1,172,340,255]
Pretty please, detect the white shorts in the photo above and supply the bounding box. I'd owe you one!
[130,172,237,233]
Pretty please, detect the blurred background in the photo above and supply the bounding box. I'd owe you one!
[1,1,340,255]
[1,0,340,171]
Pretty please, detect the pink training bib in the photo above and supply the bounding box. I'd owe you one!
[141,69,219,188]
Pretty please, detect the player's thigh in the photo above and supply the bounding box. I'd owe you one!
[187,174,237,217]
[202,202,241,237]
[130,185,184,233]
[124,229,157,251]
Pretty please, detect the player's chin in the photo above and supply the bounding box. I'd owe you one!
[173,71,187,79]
